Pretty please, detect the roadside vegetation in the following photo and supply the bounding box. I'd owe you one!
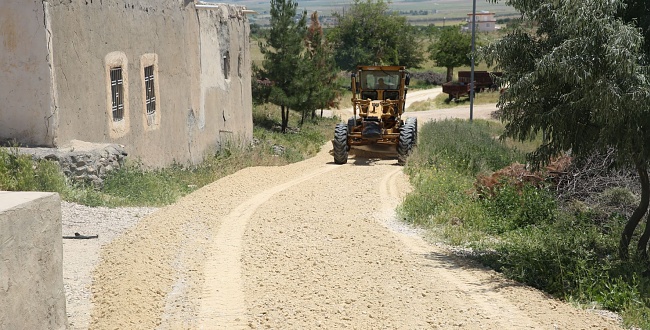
[0,147,68,194]
[400,119,650,328]
[0,105,337,207]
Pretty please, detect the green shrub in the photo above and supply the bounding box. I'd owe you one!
[101,163,189,207]
[400,169,475,226]
[0,148,37,190]
[622,301,650,329]
[410,119,525,176]
[599,187,636,207]
[0,148,67,193]
[472,195,650,322]
[481,183,557,233]
[402,119,530,234]
[33,160,68,193]
[403,118,650,328]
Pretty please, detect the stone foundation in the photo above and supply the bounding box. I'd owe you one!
[13,141,127,188]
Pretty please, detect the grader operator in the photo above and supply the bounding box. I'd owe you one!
[332,65,417,165]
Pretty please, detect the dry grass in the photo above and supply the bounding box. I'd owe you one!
[250,37,264,68]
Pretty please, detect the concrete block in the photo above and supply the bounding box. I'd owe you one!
[0,191,68,330]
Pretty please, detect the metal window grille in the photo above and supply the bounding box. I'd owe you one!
[144,65,156,115]
[110,67,124,121]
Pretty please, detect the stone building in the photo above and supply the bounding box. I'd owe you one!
[0,0,253,167]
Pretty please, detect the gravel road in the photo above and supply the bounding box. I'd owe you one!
[61,92,624,329]
[62,202,157,329]
[329,87,498,123]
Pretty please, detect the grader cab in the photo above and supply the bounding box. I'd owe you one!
[332,65,417,164]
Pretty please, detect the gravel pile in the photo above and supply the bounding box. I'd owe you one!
[61,201,158,330]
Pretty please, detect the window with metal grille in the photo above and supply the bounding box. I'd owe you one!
[144,65,156,115]
[110,67,124,121]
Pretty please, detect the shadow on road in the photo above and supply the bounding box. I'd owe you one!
[421,249,529,292]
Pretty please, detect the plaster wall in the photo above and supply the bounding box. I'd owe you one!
[44,0,252,166]
[47,0,198,166]
[195,5,253,158]
[0,192,67,330]
[0,0,57,146]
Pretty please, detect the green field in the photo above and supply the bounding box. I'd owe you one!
[213,0,519,26]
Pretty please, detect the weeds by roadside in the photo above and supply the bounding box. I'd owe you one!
[0,146,67,193]
[0,104,338,207]
[399,119,650,329]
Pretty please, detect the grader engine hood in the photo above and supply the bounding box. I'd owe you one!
[355,99,399,123]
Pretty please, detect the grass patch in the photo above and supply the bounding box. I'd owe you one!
[400,118,650,329]
[0,147,67,193]
[407,98,438,112]
[0,104,338,207]
[407,119,526,176]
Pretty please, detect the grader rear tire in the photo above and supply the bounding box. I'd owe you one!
[333,123,349,164]
[397,122,416,165]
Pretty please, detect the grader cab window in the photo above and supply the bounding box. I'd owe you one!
[359,71,400,90]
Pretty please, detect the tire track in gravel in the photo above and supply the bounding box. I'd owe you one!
[375,161,621,329]
[378,167,403,203]
[197,164,339,329]
[377,168,542,328]
[89,138,624,329]
[90,148,338,330]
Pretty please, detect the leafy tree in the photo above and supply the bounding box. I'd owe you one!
[620,0,650,58]
[297,11,339,123]
[483,0,650,261]
[428,27,473,82]
[258,0,307,133]
[251,63,272,106]
[328,0,424,71]
[618,0,650,262]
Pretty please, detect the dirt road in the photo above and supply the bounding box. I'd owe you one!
[406,88,499,124]
[76,90,623,329]
[330,87,498,123]
[87,136,623,329]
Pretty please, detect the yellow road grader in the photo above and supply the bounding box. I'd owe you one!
[333,65,417,164]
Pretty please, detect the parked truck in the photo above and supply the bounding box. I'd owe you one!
[442,71,502,102]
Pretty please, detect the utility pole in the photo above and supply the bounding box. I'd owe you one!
[469,0,477,122]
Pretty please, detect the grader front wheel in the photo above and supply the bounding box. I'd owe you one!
[405,117,418,145]
[397,122,416,165]
[333,123,349,164]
